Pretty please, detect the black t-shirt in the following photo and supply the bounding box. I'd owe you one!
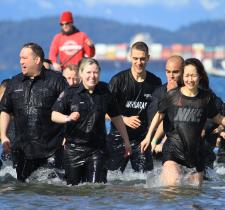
[0,69,67,159]
[147,83,167,123]
[52,82,120,149]
[108,69,162,139]
[159,87,218,164]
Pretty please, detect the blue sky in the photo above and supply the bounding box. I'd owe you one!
[0,0,225,30]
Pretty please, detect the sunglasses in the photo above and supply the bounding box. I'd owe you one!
[60,22,71,26]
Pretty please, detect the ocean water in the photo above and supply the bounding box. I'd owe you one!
[0,60,225,209]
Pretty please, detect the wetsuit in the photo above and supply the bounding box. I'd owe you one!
[52,82,120,185]
[159,88,218,172]
[107,69,162,172]
[210,99,225,164]
[0,69,67,181]
[49,27,95,68]
[147,83,168,123]
[199,93,224,168]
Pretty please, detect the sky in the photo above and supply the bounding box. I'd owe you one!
[0,0,225,30]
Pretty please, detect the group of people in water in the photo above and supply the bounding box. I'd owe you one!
[0,11,225,187]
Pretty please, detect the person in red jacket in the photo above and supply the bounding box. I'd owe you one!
[49,11,95,71]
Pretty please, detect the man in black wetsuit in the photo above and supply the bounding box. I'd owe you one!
[0,43,67,181]
[107,41,162,172]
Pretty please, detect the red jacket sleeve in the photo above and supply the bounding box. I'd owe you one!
[49,34,61,63]
[82,32,95,57]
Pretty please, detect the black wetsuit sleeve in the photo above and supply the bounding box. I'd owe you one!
[155,77,162,86]
[108,76,117,93]
[211,92,224,115]
[0,80,13,114]
[207,94,219,118]
[148,85,167,120]
[106,93,121,118]
[52,88,70,114]
[55,76,67,95]
[108,76,122,101]
[147,95,160,122]
[158,94,169,114]
[152,89,161,109]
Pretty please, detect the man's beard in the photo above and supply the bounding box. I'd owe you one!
[61,26,79,35]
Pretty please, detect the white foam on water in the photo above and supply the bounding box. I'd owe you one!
[0,161,17,179]
[107,161,147,182]
[146,167,164,188]
[0,160,66,185]
[107,169,147,181]
[204,166,221,181]
[215,165,225,175]
[146,164,222,188]
[211,186,225,189]
[27,167,66,185]
[0,157,224,188]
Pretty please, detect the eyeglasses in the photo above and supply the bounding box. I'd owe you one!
[60,22,71,26]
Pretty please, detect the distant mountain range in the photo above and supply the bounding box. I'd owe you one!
[1,16,225,70]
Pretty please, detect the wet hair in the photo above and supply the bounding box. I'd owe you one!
[131,41,149,55]
[78,58,101,73]
[182,58,209,89]
[0,79,10,88]
[64,64,79,73]
[22,42,45,63]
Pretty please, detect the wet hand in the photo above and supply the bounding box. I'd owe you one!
[123,116,141,129]
[140,138,150,154]
[52,62,62,71]
[154,144,163,153]
[1,137,11,154]
[220,131,225,139]
[69,112,80,122]
[151,141,157,153]
[85,39,94,47]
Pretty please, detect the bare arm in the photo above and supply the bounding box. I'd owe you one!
[105,113,111,120]
[151,121,165,152]
[0,112,11,153]
[84,38,95,57]
[153,121,165,142]
[140,112,164,153]
[52,62,62,71]
[111,115,132,156]
[220,130,225,139]
[51,111,80,124]
[123,115,141,129]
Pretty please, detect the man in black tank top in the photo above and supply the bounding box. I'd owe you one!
[106,41,161,172]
